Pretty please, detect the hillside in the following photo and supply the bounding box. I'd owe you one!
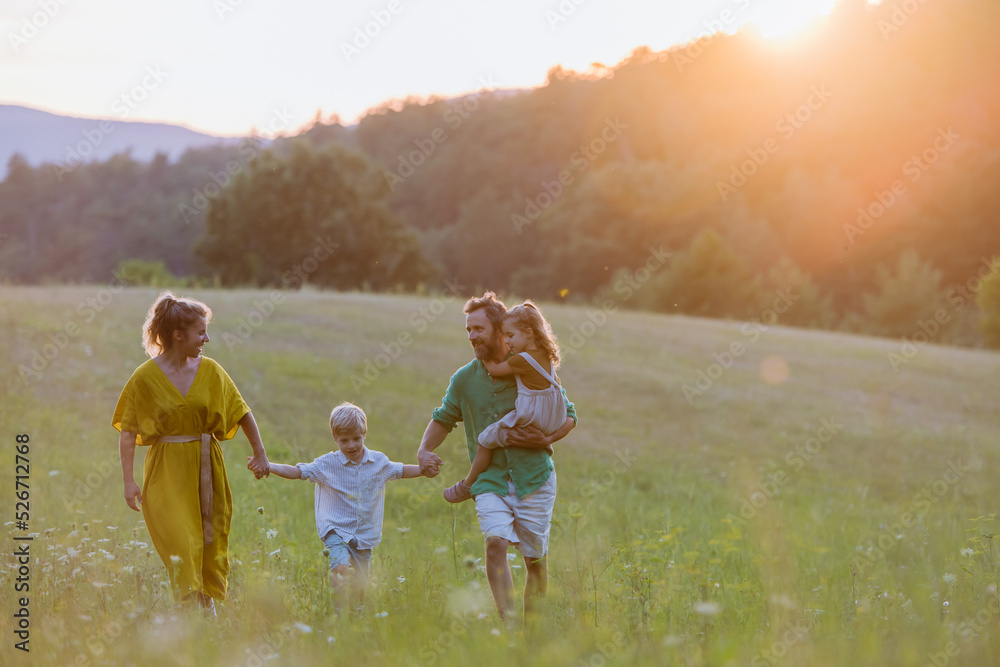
[2,0,999,346]
[0,104,242,179]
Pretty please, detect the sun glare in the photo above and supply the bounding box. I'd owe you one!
[746,0,839,40]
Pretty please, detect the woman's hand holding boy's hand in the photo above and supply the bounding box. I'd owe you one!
[247,454,270,479]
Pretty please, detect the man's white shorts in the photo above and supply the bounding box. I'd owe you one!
[475,471,556,559]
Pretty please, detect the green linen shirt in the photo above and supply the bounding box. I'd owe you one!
[431,358,577,498]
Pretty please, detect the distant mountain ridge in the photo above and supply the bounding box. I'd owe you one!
[0,104,243,178]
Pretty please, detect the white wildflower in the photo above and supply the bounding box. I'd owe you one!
[694,601,722,616]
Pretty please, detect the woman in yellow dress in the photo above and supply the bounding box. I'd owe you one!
[113,291,270,612]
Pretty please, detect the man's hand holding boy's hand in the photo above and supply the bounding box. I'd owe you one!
[418,449,442,478]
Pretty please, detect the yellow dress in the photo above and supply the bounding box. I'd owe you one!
[112,356,250,601]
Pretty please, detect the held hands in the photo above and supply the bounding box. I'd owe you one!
[123,479,142,512]
[418,449,442,478]
[247,453,270,479]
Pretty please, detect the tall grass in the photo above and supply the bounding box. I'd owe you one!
[1,286,999,666]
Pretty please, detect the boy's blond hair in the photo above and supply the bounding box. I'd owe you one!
[329,402,367,436]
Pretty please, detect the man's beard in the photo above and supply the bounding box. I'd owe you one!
[473,335,500,362]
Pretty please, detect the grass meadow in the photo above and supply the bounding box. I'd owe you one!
[2,285,1000,667]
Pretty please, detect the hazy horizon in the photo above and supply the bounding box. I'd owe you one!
[0,0,840,137]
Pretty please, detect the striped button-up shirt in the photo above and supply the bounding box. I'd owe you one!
[296,447,404,550]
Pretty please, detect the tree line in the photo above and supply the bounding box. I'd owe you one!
[1,0,999,346]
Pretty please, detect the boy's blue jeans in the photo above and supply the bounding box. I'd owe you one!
[323,530,372,578]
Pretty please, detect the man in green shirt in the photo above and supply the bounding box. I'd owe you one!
[417,292,577,622]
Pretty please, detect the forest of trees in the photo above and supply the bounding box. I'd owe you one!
[1,0,999,346]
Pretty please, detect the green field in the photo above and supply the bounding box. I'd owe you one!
[2,286,999,667]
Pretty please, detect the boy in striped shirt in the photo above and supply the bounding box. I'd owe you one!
[266,401,427,612]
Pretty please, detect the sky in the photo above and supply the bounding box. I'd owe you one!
[0,0,839,138]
